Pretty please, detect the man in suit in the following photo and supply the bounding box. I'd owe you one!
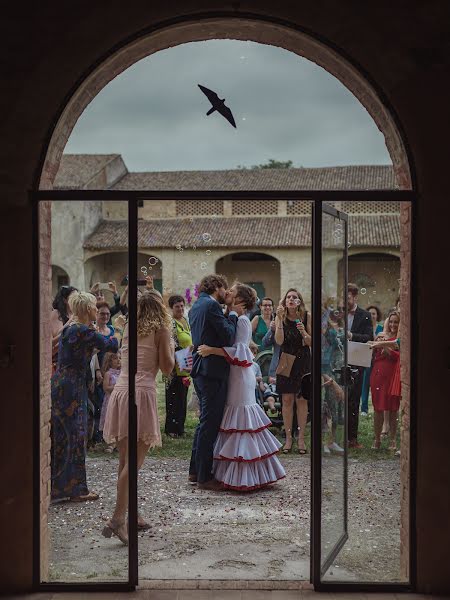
[188,274,242,490]
[347,283,373,448]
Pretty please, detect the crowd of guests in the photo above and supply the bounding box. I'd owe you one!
[48,274,401,543]
[248,284,401,454]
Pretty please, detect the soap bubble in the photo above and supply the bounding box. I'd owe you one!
[360,288,367,295]
[200,262,207,270]
[347,241,352,248]
[148,256,158,266]
[176,244,183,252]
[140,266,147,274]
[202,233,211,243]
[205,250,211,255]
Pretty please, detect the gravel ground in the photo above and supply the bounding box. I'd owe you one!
[47,455,402,584]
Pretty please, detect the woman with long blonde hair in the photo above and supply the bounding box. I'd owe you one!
[275,288,312,454]
[102,291,174,544]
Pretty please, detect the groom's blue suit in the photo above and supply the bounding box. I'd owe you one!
[189,292,238,483]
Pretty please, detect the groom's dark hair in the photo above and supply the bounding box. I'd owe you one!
[199,274,229,295]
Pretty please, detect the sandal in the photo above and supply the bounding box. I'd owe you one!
[282,440,293,454]
[371,439,381,450]
[102,519,128,545]
[70,491,99,502]
[297,433,307,454]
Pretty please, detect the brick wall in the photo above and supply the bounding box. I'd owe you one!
[39,201,52,580]
[399,202,411,580]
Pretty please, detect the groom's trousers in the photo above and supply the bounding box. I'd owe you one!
[189,375,228,483]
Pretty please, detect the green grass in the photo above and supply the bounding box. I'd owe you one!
[88,373,399,461]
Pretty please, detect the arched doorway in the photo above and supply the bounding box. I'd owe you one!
[51,265,70,298]
[216,252,281,302]
[84,251,163,294]
[345,252,400,313]
[34,12,409,592]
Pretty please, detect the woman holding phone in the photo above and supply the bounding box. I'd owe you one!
[275,288,311,454]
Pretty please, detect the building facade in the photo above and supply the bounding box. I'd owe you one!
[53,154,400,314]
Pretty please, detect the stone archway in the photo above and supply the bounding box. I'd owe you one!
[216,251,281,302]
[35,14,413,585]
[51,265,70,298]
[84,250,164,293]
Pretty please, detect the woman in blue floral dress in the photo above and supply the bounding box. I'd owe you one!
[51,291,119,502]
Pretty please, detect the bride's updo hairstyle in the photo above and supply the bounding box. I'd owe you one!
[137,291,172,336]
[235,283,257,312]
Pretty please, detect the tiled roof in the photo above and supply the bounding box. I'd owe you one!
[55,154,396,190]
[83,215,399,250]
[54,154,121,189]
[111,165,396,191]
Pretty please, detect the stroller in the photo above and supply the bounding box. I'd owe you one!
[254,348,284,429]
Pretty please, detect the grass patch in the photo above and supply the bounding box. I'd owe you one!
[88,373,399,462]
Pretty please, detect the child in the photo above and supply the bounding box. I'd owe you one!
[263,376,279,414]
[249,341,266,400]
[100,351,121,452]
[249,341,278,414]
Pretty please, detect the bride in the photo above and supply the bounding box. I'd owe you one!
[198,283,286,491]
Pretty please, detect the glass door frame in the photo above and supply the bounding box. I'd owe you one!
[311,201,349,582]
[32,188,417,593]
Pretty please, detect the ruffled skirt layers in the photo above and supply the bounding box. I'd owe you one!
[213,403,286,491]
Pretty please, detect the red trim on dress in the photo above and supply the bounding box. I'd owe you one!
[215,449,280,462]
[219,424,271,434]
[219,474,286,492]
[221,349,252,368]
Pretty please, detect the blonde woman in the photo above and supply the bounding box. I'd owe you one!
[51,291,119,503]
[275,288,312,454]
[102,291,174,545]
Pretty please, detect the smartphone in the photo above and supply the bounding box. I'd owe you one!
[137,279,147,286]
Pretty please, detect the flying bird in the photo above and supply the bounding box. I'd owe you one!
[198,84,236,128]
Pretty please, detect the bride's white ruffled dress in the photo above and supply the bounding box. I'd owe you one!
[213,315,286,491]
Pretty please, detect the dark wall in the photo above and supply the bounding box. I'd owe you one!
[1,2,449,593]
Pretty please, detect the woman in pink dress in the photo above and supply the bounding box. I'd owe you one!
[102,292,174,544]
[198,283,286,491]
[369,311,401,451]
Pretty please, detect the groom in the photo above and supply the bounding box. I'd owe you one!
[188,274,242,490]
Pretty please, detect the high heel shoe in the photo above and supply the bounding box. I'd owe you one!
[102,519,128,545]
[282,438,293,453]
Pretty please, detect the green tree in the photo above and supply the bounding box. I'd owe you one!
[237,158,295,170]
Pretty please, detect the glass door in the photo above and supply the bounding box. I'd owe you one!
[312,202,349,584]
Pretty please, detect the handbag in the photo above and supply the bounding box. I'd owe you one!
[276,352,296,377]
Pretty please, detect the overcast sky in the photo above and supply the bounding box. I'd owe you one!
[65,40,391,172]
